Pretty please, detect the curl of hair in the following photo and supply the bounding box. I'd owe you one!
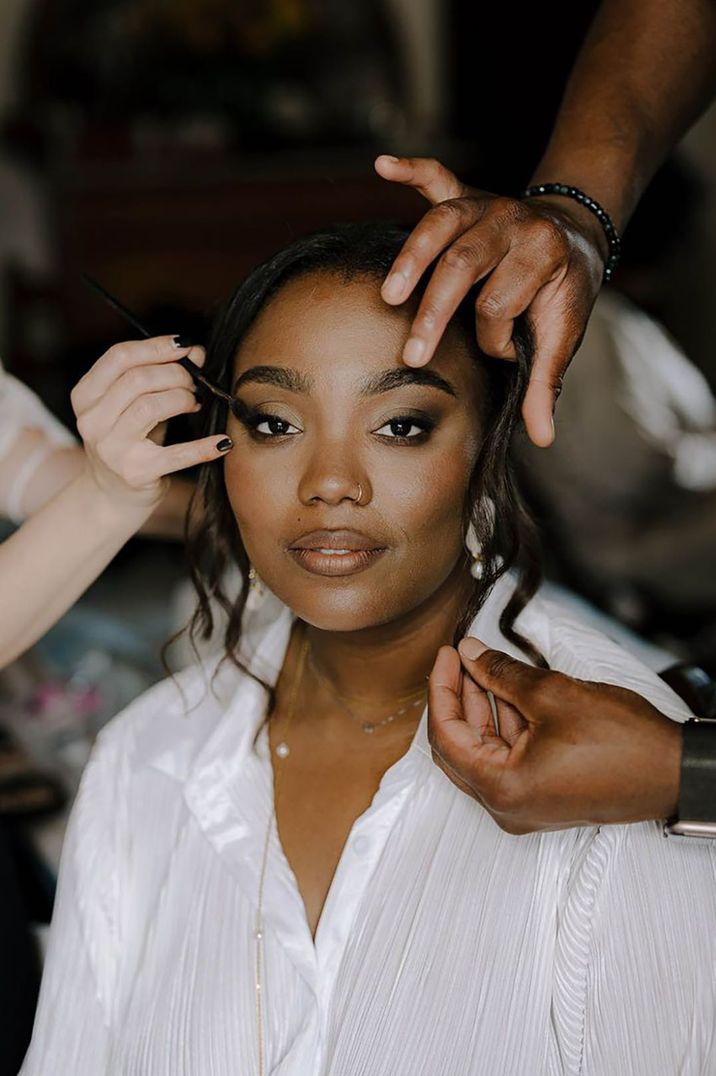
[178,221,546,689]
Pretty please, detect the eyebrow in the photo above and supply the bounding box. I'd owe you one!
[233,364,457,399]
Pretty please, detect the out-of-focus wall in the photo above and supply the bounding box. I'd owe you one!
[0,0,28,106]
[384,0,447,141]
[0,0,51,353]
[671,102,716,387]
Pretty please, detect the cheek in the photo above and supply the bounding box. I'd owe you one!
[376,435,476,549]
[222,447,292,542]
[410,430,482,596]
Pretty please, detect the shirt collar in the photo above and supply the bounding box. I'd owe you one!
[138,571,542,784]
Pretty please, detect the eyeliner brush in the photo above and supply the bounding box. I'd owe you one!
[81,274,236,408]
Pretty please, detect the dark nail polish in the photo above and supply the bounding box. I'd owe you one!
[217,437,233,452]
[173,334,193,349]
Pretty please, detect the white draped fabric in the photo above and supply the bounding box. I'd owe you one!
[0,360,76,520]
[20,577,716,1075]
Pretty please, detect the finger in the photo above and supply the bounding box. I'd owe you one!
[430,746,480,800]
[374,155,466,205]
[72,337,201,415]
[473,246,563,360]
[428,646,478,759]
[433,726,511,799]
[430,648,514,799]
[111,387,200,443]
[457,638,544,718]
[459,672,497,740]
[381,198,488,306]
[76,362,197,444]
[492,698,528,746]
[460,674,527,755]
[401,222,510,366]
[520,281,583,447]
[146,434,234,480]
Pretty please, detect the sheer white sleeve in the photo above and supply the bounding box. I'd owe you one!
[19,729,125,1074]
[0,361,77,521]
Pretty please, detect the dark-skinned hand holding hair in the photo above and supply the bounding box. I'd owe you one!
[384,0,716,829]
[428,639,682,835]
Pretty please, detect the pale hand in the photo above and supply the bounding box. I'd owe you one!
[428,638,682,833]
[375,155,607,447]
[71,336,231,516]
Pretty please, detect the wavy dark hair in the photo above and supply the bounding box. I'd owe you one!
[182,221,545,678]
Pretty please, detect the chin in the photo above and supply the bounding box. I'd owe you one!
[270,577,408,634]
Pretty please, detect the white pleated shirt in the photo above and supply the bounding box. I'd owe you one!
[20,577,716,1076]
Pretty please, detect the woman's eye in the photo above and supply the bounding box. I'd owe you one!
[253,414,300,437]
[374,417,432,441]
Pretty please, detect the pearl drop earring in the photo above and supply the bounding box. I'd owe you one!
[465,523,484,580]
[246,566,266,611]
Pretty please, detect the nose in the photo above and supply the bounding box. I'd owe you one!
[298,442,368,506]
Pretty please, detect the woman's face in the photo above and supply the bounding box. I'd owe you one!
[224,271,484,632]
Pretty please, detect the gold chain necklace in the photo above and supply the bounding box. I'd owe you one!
[307,650,427,735]
[255,630,308,1076]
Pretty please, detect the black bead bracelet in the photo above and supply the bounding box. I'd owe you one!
[521,183,621,283]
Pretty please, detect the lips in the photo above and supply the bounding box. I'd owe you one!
[290,529,383,552]
[288,529,387,577]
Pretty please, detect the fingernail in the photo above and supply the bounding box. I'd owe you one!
[458,637,488,661]
[378,154,399,163]
[173,334,193,349]
[382,271,407,303]
[403,338,426,365]
[217,437,233,453]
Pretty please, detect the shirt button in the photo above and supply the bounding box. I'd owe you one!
[353,835,370,856]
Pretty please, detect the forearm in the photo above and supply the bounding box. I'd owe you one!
[4,436,192,541]
[531,0,716,230]
[139,475,194,539]
[0,469,152,668]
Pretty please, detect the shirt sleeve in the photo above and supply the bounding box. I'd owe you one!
[0,361,78,522]
[19,728,125,1075]
[0,362,76,462]
[578,825,716,1076]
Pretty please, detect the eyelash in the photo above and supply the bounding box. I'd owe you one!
[241,410,435,445]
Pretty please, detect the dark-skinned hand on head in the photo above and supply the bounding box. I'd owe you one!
[377,155,684,834]
[375,154,607,447]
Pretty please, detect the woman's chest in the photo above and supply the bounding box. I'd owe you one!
[269,729,414,938]
[112,779,566,1074]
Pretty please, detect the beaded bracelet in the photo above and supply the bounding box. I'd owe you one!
[521,182,621,283]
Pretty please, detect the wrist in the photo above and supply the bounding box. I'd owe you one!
[655,717,682,823]
[668,718,716,834]
[73,467,157,535]
[521,192,610,268]
[530,131,642,234]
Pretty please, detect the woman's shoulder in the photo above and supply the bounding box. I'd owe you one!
[472,574,690,723]
[93,598,291,779]
[92,651,245,774]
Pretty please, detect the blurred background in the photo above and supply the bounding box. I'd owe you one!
[1,1,716,1066]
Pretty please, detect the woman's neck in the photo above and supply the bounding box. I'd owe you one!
[302,565,473,707]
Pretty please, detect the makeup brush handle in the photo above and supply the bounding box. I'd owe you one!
[177,357,234,405]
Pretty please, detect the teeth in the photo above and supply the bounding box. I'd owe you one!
[315,548,353,555]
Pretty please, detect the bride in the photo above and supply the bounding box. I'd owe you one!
[21,223,716,1076]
